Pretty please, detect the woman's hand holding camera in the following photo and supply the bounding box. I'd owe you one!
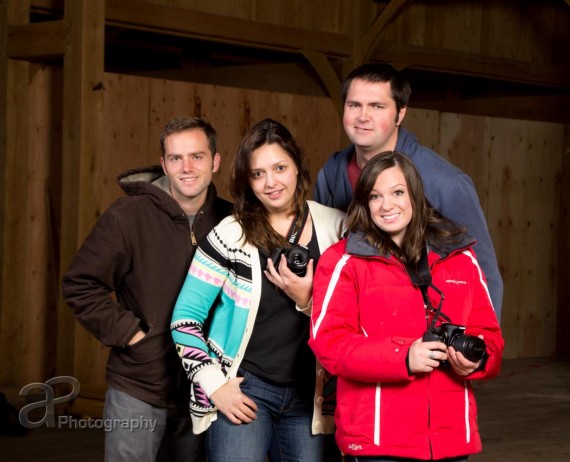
[447,335,485,376]
[264,254,314,309]
[408,338,448,373]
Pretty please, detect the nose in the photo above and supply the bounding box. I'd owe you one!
[265,171,277,187]
[182,155,193,172]
[357,106,370,121]
[380,196,393,211]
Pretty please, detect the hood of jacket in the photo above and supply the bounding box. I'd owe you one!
[346,229,475,261]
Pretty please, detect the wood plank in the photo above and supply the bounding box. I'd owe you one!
[105,0,352,58]
[0,0,32,385]
[58,0,105,379]
[7,20,64,60]
[370,42,569,89]
[485,118,563,358]
[558,127,570,357]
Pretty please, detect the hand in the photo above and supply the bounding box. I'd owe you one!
[447,335,484,376]
[264,255,314,308]
[210,377,258,424]
[128,329,146,346]
[408,337,448,374]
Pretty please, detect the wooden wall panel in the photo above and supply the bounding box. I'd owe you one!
[381,0,569,66]
[485,119,563,358]
[2,64,567,395]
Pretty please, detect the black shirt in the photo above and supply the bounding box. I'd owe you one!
[241,223,321,387]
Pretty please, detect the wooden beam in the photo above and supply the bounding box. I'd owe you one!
[410,93,570,125]
[359,0,411,65]
[0,0,32,385]
[558,128,570,357]
[7,20,64,60]
[105,0,352,58]
[58,0,105,377]
[301,50,343,116]
[370,42,569,89]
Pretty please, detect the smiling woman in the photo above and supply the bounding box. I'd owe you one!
[170,118,346,462]
[309,151,504,462]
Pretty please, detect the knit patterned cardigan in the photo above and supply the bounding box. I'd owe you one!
[171,200,345,435]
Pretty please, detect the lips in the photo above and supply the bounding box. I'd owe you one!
[382,213,400,221]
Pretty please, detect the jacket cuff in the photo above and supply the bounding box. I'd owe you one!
[194,364,228,398]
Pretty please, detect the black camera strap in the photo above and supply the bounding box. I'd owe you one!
[404,245,451,331]
[286,203,309,245]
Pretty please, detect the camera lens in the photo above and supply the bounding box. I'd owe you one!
[286,247,309,276]
[450,334,486,361]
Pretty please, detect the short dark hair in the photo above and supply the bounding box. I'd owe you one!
[342,63,412,113]
[159,116,217,157]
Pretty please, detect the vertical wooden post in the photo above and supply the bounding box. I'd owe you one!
[558,129,570,358]
[57,0,105,376]
[0,0,31,385]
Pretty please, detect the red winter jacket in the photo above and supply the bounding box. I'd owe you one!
[309,231,503,460]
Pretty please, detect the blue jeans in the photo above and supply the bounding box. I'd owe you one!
[206,368,330,462]
[103,387,205,462]
[344,457,468,462]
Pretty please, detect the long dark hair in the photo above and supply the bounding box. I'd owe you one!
[346,151,465,264]
[229,118,311,251]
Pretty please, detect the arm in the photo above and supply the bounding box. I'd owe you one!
[313,167,333,207]
[450,249,504,380]
[61,208,141,348]
[171,244,228,397]
[171,235,258,424]
[443,176,503,321]
[309,247,416,383]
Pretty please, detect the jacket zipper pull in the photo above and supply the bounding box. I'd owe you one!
[191,230,197,246]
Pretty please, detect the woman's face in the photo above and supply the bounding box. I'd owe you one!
[249,143,298,215]
[368,165,413,247]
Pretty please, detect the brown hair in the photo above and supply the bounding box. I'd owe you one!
[159,116,217,157]
[346,151,465,263]
[230,118,311,251]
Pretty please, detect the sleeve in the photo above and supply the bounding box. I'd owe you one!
[460,249,504,380]
[309,246,414,383]
[170,231,230,398]
[61,207,141,348]
[313,167,333,207]
[444,176,503,322]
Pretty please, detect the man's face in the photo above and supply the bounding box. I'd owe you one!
[160,129,220,214]
[343,78,406,166]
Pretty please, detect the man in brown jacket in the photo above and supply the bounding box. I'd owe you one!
[62,116,232,462]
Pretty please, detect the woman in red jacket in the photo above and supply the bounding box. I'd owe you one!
[309,151,503,461]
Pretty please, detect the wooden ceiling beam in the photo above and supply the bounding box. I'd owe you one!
[105,0,352,58]
[370,42,568,89]
[7,20,64,60]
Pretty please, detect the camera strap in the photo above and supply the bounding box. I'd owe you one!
[404,244,451,331]
[286,203,309,246]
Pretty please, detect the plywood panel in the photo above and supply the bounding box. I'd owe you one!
[486,118,563,358]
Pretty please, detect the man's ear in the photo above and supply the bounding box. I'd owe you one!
[396,106,407,126]
[212,152,221,173]
[160,156,167,174]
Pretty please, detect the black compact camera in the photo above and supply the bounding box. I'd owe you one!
[422,323,486,362]
[269,245,310,277]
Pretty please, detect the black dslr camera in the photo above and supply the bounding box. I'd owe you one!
[423,323,486,362]
[269,245,310,277]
